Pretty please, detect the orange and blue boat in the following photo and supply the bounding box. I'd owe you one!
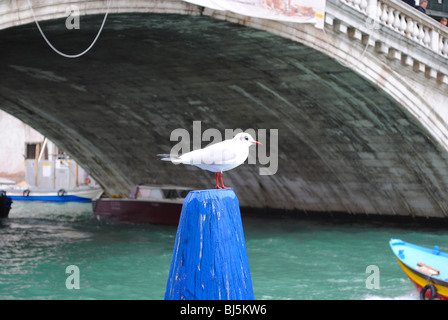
[390,239,448,300]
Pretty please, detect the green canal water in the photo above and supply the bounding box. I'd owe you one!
[1,201,447,300]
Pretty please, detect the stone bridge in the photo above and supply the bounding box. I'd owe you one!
[0,0,447,220]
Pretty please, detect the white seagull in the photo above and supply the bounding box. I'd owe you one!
[159,132,262,189]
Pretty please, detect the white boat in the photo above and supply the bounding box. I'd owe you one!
[4,186,103,202]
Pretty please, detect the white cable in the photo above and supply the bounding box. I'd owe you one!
[26,0,112,58]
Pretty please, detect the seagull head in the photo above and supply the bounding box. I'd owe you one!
[234,132,262,147]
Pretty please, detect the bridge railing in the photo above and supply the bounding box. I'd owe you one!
[342,0,448,57]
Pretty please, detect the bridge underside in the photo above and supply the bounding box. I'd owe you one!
[1,13,447,219]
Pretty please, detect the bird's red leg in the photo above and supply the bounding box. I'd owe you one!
[219,172,231,189]
[215,172,221,189]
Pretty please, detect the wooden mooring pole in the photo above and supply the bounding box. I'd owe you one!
[165,189,254,300]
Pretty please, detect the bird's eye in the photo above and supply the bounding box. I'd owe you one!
[245,136,249,140]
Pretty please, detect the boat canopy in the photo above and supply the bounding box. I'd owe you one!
[131,185,192,200]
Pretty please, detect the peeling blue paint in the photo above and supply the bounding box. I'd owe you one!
[165,189,254,300]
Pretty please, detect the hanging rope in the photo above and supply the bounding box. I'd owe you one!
[25,0,112,58]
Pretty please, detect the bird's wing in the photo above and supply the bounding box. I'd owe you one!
[180,141,238,165]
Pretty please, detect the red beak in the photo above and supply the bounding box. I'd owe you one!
[253,141,262,145]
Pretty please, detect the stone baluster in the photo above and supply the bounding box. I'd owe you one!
[443,37,448,56]
[376,1,383,22]
[360,0,368,13]
[406,18,414,38]
[380,4,389,24]
[393,10,401,31]
[376,1,382,21]
[423,27,431,47]
[399,14,407,34]
[417,24,425,44]
[387,7,395,27]
[412,20,420,39]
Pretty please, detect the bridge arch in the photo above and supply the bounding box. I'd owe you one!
[0,0,447,219]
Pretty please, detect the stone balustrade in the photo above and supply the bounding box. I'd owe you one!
[321,0,448,84]
[342,0,448,57]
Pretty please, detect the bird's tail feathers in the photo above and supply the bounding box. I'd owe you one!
[157,154,183,164]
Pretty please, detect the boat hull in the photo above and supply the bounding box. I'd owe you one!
[92,198,183,225]
[390,239,448,300]
[0,195,12,218]
[5,187,103,203]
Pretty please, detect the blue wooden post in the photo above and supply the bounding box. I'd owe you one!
[164,189,254,300]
